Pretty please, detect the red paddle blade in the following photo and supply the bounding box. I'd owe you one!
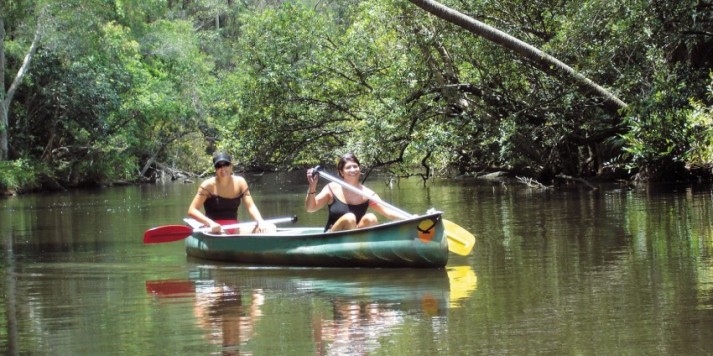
[146,280,195,298]
[143,225,193,244]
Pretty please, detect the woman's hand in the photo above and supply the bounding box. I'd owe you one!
[209,222,222,234]
[254,222,276,234]
[306,168,319,186]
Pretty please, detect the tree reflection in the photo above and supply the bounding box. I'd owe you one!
[2,230,19,356]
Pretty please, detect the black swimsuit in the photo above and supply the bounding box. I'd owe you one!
[200,186,245,220]
[325,186,370,231]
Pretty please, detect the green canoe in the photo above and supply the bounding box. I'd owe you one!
[183,211,448,268]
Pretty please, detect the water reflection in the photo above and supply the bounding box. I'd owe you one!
[194,284,264,355]
[313,298,404,355]
[446,266,477,308]
[2,230,19,356]
[146,264,477,354]
[4,177,713,354]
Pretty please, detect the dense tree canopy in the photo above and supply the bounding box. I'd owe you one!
[1,0,711,191]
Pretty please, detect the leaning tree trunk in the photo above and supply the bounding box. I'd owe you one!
[407,0,628,116]
[1,18,7,161]
[1,19,41,161]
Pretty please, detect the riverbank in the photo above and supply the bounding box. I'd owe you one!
[5,164,713,197]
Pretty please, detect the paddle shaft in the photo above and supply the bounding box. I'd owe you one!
[195,216,297,233]
[314,169,414,218]
[143,216,298,244]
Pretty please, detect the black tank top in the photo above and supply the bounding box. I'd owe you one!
[325,188,370,231]
[201,186,245,220]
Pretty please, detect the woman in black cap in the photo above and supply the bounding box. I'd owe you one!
[187,152,274,234]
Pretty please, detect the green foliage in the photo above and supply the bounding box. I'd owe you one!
[685,73,713,166]
[623,98,688,164]
[3,0,713,191]
[0,158,47,192]
[547,0,711,179]
[418,0,712,180]
[621,64,706,180]
[216,3,364,168]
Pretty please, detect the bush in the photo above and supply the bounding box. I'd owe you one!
[0,159,47,193]
[685,73,713,168]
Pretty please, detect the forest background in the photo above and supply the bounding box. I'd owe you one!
[1,0,712,193]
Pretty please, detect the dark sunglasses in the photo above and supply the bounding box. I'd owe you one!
[215,162,231,169]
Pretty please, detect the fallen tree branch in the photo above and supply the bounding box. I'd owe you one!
[556,174,598,190]
[154,161,196,182]
[516,176,549,189]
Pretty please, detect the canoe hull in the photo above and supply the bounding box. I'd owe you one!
[185,212,448,268]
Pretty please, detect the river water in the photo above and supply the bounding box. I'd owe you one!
[1,170,712,355]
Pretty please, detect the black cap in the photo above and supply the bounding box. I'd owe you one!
[212,152,232,167]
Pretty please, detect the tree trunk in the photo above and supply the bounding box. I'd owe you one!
[1,18,7,161]
[1,19,41,161]
[407,0,628,116]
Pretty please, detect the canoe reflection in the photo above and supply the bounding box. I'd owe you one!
[146,265,476,354]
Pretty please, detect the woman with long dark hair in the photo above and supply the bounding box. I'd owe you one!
[305,153,402,232]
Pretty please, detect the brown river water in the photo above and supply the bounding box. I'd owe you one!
[1,170,712,355]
